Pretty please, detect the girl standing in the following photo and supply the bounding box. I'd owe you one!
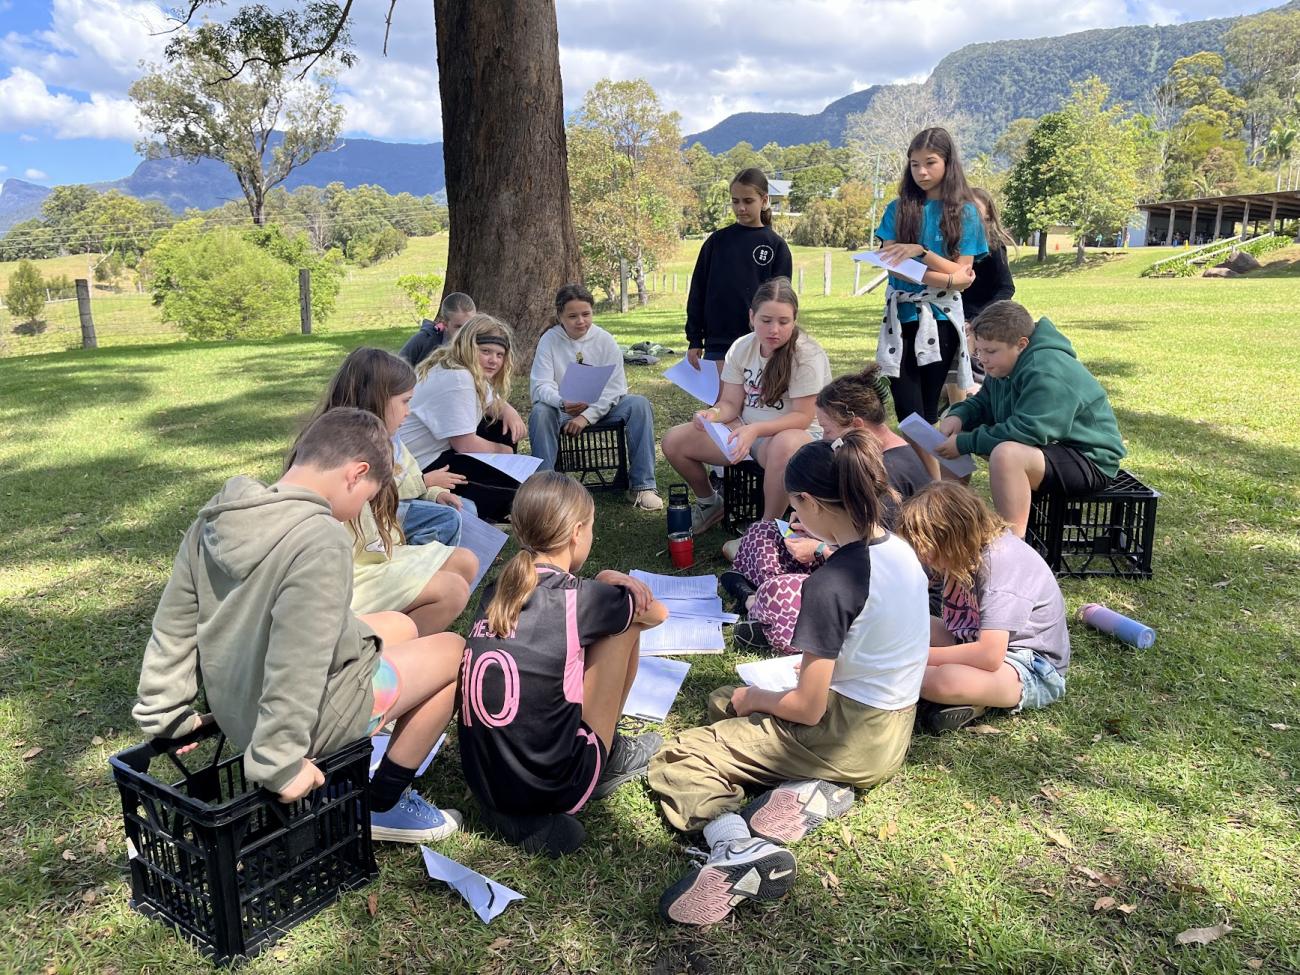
[874,127,987,473]
[895,482,1068,735]
[685,168,793,376]
[662,277,830,531]
[398,315,529,523]
[650,432,930,926]
[311,349,479,637]
[458,472,668,856]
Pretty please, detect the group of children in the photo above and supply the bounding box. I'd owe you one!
[133,124,1128,927]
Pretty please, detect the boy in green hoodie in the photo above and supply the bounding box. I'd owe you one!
[133,407,466,843]
[935,301,1125,538]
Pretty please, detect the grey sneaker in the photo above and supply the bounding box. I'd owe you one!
[591,731,663,799]
[659,837,797,925]
[691,494,725,533]
[740,779,855,844]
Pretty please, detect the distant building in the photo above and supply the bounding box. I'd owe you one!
[1137,190,1300,245]
[767,179,792,214]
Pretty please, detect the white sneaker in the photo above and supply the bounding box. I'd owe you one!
[740,779,855,844]
[691,494,725,533]
[720,538,740,563]
[630,489,664,511]
[659,837,796,925]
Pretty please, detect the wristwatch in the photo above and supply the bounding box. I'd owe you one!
[918,247,929,259]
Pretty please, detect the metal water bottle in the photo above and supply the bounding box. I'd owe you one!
[667,484,692,536]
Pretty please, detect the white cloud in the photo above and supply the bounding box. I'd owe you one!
[0,67,143,139]
[18,133,36,142]
[24,167,48,179]
[0,164,7,173]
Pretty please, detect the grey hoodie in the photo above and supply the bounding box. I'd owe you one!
[133,476,379,792]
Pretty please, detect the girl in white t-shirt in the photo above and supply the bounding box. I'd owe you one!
[398,316,529,523]
[650,431,930,926]
[662,277,830,531]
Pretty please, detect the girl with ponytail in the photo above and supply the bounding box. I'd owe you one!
[651,430,931,927]
[458,472,668,856]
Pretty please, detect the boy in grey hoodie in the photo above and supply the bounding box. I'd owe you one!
[134,407,465,843]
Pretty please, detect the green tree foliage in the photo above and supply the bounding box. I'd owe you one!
[130,21,344,225]
[788,164,844,211]
[3,260,46,325]
[790,182,878,249]
[396,273,445,320]
[567,79,687,303]
[1158,53,1254,199]
[0,220,58,261]
[681,143,732,236]
[1005,79,1144,263]
[143,218,335,340]
[1225,7,1300,160]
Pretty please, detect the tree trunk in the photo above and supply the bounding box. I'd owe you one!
[634,250,648,307]
[1075,237,1086,266]
[1037,230,1048,263]
[434,0,581,367]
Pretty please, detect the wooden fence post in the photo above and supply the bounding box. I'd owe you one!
[823,251,832,296]
[298,269,312,334]
[75,279,97,349]
[672,272,678,293]
[797,268,805,293]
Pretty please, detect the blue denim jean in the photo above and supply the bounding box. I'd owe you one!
[397,497,477,547]
[1003,646,1066,712]
[527,394,658,492]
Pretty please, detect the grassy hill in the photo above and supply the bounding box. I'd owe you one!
[0,244,1297,973]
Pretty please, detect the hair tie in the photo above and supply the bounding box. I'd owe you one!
[475,334,510,351]
[830,437,845,451]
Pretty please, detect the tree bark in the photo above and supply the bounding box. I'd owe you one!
[434,0,581,367]
[634,250,648,306]
[1037,229,1048,263]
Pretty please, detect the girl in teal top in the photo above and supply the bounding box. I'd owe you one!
[873,128,987,456]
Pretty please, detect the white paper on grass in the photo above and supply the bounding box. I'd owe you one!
[421,846,524,924]
[736,655,801,693]
[557,362,616,404]
[659,595,738,624]
[622,655,691,721]
[664,356,721,406]
[852,249,928,285]
[369,733,445,777]
[640,616,725,655]
[629,570,718,600]
[458,510,509,592]
[897,413,976,477]
[463,452,543,482]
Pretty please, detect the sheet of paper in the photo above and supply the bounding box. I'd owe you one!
[853,249,928,285]
[736,655,800,693]
[630,570,718,600]
[558,362,616,404]
[464,452,543,482]
[640,616,725,655]
[659,595,737,623]
[370,733,445,777]
[664,356,721,406]
[458,510,509,592]
[700,419,742,463]
[774,518,794,538]
[421,846,524,924]
[622,655,691,721]
[897,413,976,477]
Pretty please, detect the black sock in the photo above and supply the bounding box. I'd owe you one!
[369,756,418,813]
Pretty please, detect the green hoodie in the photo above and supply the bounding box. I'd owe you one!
[133,476,379,792]
[950,317,1125,478]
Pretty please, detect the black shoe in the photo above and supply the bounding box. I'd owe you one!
[720,570,757,612]
[479,804,586,857]
[916,700,987,735]
[732,620,771,652]
[591,731,663,799]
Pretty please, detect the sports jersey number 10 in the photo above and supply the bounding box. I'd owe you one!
[460,648,520,728]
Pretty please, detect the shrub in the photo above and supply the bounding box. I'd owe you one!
[395,273,445,320]
[4,260,46,325]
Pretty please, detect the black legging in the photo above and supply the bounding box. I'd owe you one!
[423,417,519,523]
[889,318,961,425]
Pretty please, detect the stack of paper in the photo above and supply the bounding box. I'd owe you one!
[852,249,928,285]
[458,511,509,592]
[622,656,691,721]
[630,570,735,655]
[464,453,544,482]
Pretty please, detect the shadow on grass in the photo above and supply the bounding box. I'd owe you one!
[1010,253,1128,279]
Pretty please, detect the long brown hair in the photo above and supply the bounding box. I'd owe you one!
[894,482,1009,590]
[750,276,801,407]
[732,168,772,226]
[893,127,973,258]
[970,187,1015,255]
[485,472,596,638]
[418,314,515,417]
[816,364,890,427]
[307,347,415,554]
[783,429,890,538]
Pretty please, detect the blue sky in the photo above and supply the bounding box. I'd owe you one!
[0,0,1285,187]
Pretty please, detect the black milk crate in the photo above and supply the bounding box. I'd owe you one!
[723,459,765,530]
[1027,469,1159,578]
[555,417,629,491]
[109,725,377,966]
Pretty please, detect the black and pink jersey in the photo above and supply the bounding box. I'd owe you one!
[458,565,634,815]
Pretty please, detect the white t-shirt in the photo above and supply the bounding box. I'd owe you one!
[398,367,492,469]
[790,533,931,711]
[720,332,831,435]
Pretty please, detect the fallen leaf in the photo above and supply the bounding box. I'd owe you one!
[839,825,854,848]
[825,869,841,889]
[1269,723,1290,731]
[1040,785,1062,802]
[1092,733,1104,743]
[1247,959,1263,970]
[967,723,1002,735]
[1098,873,1124,887]
[61,849,77,862]
[1175,922,1232,946]
[1093,896,1118,912]
[81,890,97,905]
[90,736,105,746]
[1042,828,1074,850]
[94,839,108,856]
[21,746,43,761]
[961,801,977,813]
[487,937,511,953]
[74,709,90,718]
[1117,903,1137,915]
[53,834,68,846]
[366,893,378,917]
[942,853,958,875]
[1212,579,1230,589]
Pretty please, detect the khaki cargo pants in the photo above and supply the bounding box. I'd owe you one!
[648,685,916,833]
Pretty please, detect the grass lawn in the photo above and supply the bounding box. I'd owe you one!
[0,245,1298,974]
